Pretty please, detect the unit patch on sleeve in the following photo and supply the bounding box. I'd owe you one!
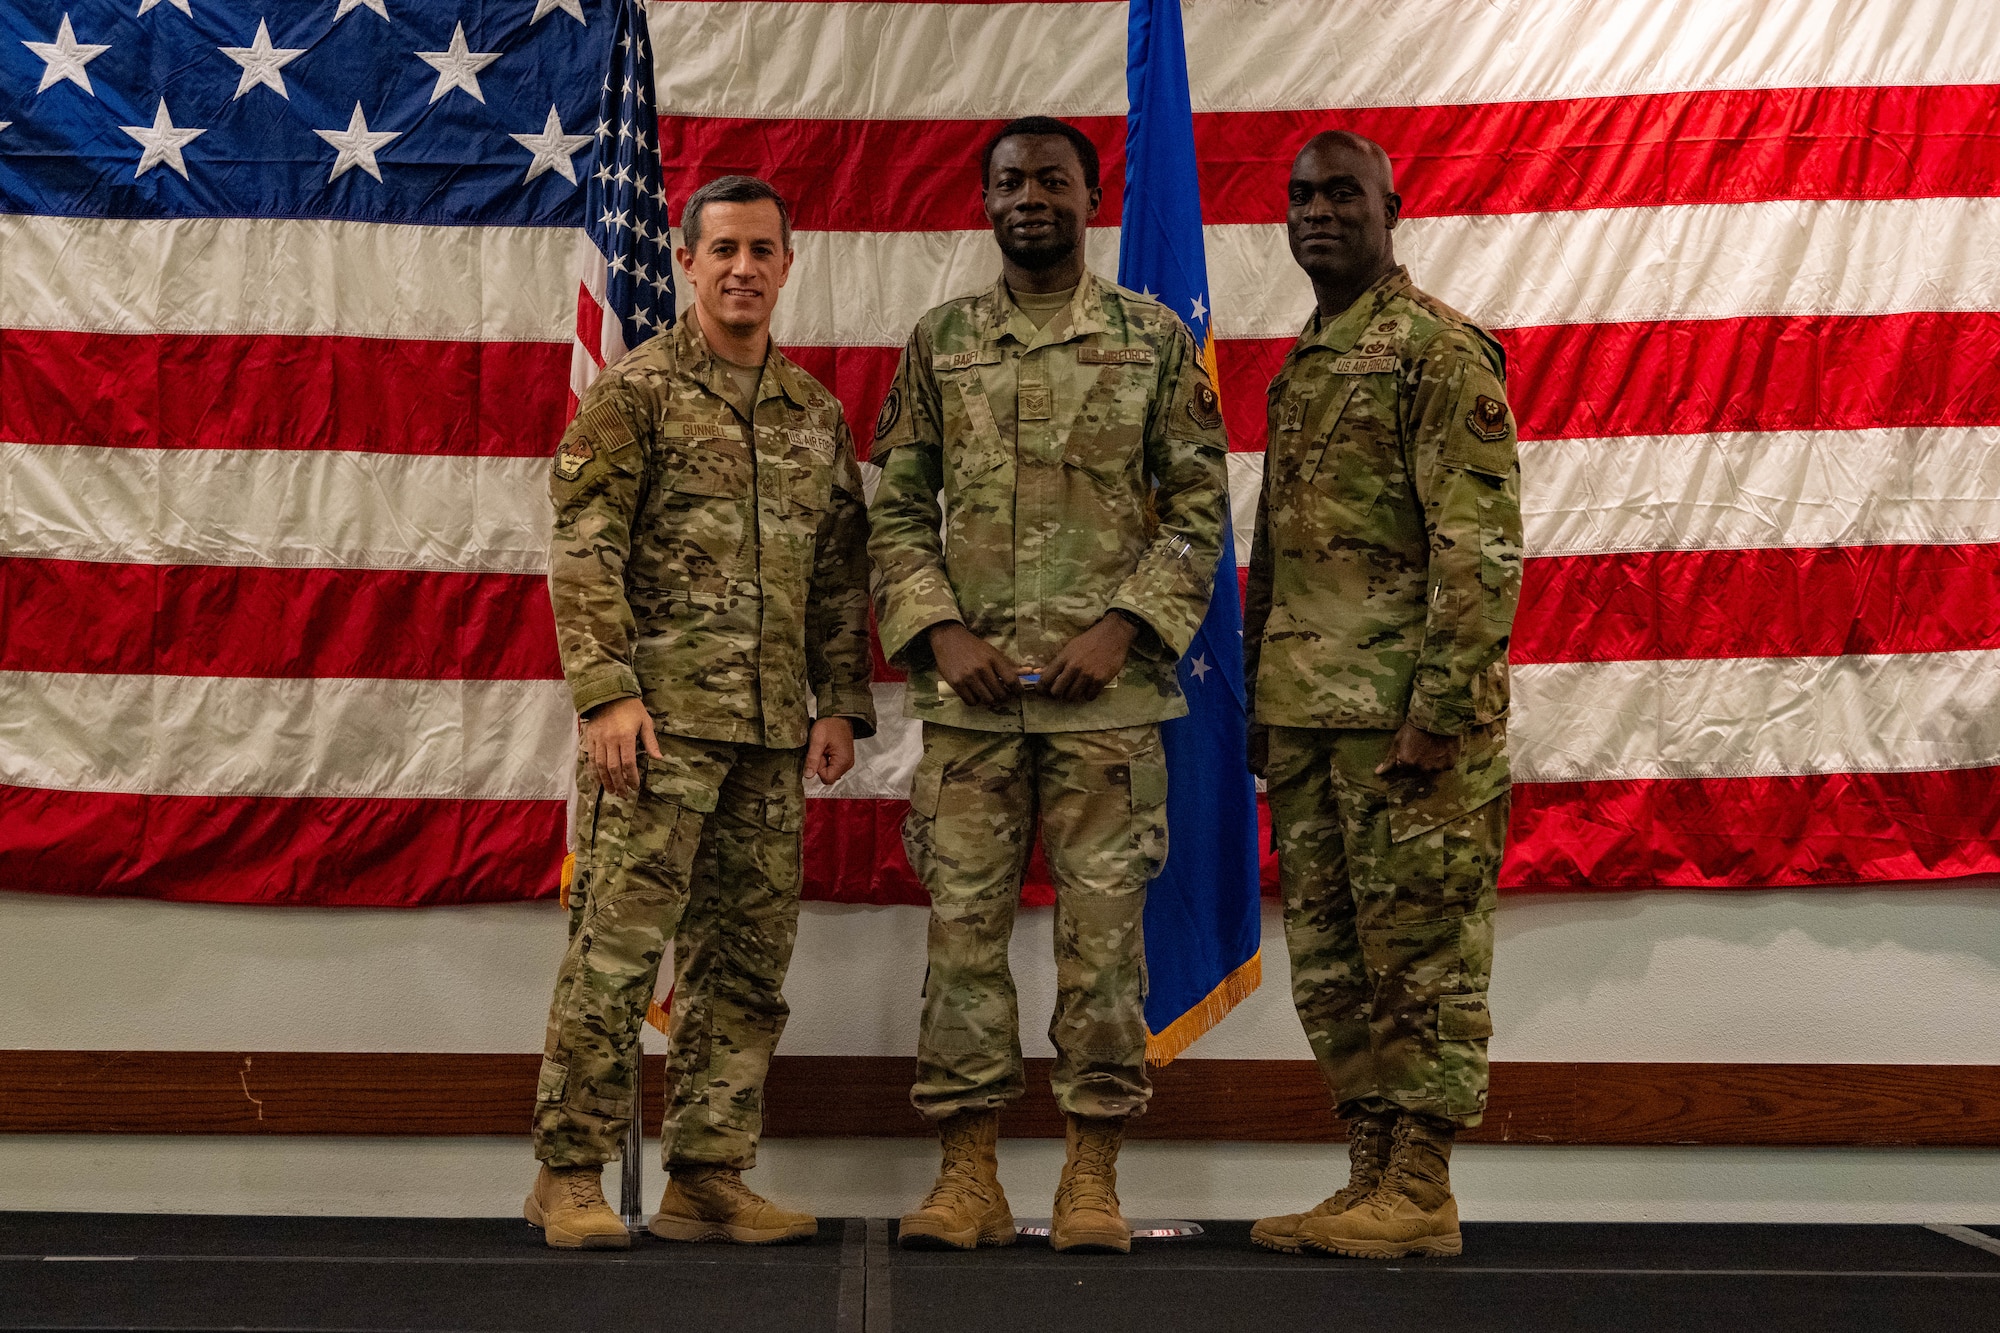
[1467,393,1511,442]
[874,387,902,439]
[1188,382,1223,430]
[553,437,594,481]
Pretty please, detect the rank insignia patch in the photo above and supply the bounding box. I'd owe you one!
[1188,382,1223,430]
[1467,394,1511,441]
[553,438,594,481]
[1279,397,1305,431]
[874,387,902,439]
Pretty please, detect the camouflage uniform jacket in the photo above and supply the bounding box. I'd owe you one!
[1244,267,1523,738]
[869,271,1229,733]
[548,317,877,748]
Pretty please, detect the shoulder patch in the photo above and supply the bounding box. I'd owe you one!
[1187,381,1223,431]
[578,399,636,454]
[1329,354,1398,375]
[1077,346,1156,365]
[553,436,593,481]
[873,387,902,439]
[1467,393,1511,442]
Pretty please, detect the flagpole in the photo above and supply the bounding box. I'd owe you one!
[620,1055,646,1230]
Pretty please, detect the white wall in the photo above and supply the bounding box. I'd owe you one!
[3,886,1998,1221]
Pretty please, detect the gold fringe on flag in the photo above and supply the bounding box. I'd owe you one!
[558,853,575,909]
[1143,949,1263,1066]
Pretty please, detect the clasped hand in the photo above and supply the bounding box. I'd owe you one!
[929,614,1138,706]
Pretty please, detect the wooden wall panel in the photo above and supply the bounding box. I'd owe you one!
[3,1051,1997,1146]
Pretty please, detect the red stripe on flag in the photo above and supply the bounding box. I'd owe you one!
[660,85,2000,233]
[575,282,606,371]
[0,559,562,680]
[1197,84,2000,223]
[1213,312,2000,454]
[0,329,570,456]
[1515,544,2000,665]
[661,116,1127,234]
[0,785,565,906]
[1504,769,2000,890]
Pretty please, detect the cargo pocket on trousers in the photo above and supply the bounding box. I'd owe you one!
[901,747,946,888]
[1128,746,1170,881]
[1436,991,1493,1119]
[535,1057,569,1106]
[600,766,718,902]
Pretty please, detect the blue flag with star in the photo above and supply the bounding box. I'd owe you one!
[1119,0,1263,1061]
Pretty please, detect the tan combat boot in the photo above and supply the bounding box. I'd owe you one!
[1249,1109,1395,1254]
[523,1164,631,1250]
[1298,1113,1463,1259]
[899,1109,1016,1251]
[1049,1114,1130,1254]
[648,1165,818,1245]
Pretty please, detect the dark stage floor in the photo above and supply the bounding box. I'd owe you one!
[4,1211,1999,1332]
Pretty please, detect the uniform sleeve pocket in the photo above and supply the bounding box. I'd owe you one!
[1438,992,1493,1041]
[908,750,944,820]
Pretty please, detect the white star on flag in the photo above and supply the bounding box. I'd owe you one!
[416,22,501,104]
[333,0,388,20]
[137,0,193,15]
[119,98,205,179]
[531,0,586,26]
[1188,654,1212,682]
[511,105,592,185]
[220,20,305,100]
[314,103,400,182]
[1190,292,1208,324]
[24,14,111,96]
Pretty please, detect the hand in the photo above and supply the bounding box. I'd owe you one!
[1375,719,1460,780]
[583,697,661,797]
[1043,613,1138,703]
[929,622,1023,707]
[806,717,856,785]
[1247,725,1269,780]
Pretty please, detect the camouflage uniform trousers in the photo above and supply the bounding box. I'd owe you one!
[535,732,807,1170]
[1264,724,1507,1128]
[903,721,1170,1122]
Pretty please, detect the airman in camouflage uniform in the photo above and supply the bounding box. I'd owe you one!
[1245,133,1522,1261]
[870,119,1228,1254]
[525,178,875,1251]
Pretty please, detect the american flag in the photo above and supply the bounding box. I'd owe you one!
[4,0,1997,910]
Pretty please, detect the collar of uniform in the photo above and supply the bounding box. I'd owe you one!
[985,268,1113,352]
[674,315,810,413]
[1293,265,1412,358]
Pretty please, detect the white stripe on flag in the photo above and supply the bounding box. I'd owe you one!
[681,197,2000,348]
[1512,650,2000,782]
[0,214,583,343]
[1521,427,2000,557]
[648,0,2000,121]
[1,444,553,575]
[0,671,576,800]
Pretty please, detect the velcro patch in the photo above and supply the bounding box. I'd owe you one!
[1187,382,1223,431]
[792,427,836,458]
[1329,354,1397,375]
[932,349,1001,371]
[1077,346,1156,365]
[578,401,635,453]
[659,421,746,442]
[553,437,593,481]
[874,387,903,439]
[1467,393,1511,441]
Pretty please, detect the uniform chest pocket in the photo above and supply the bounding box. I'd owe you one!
[945,440,1010,500]
[668,443,751,499]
